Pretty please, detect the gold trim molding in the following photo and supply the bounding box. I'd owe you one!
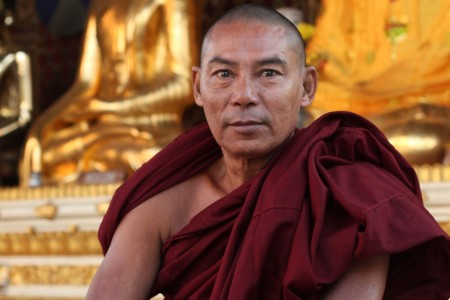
[34,203,58,220]
[0,183,120,202]
[5,265,97,286]
[0,231,102,256]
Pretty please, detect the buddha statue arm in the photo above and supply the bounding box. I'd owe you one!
[62,75,191,121]
[39,13,102,126]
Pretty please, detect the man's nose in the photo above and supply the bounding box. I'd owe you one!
[231,77,259,106]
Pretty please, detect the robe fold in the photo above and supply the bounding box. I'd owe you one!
[98,111,450,299]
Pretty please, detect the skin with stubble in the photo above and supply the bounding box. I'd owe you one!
[86,8,389,300]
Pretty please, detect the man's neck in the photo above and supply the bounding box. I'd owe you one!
[207,154,270,194]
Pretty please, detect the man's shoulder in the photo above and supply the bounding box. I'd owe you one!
[98,122,220,253]
[144,162,226,244]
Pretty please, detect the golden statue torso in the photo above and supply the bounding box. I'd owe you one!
[96,0,168,99]
[20,0,199,186]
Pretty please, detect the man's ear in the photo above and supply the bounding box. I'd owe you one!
[192,66,203,107]
[301,66,318,107]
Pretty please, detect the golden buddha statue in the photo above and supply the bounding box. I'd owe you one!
[20,0,200,186]
[306,0,450,166]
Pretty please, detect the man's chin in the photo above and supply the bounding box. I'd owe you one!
[221,143,278,161]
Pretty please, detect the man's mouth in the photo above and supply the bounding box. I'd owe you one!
[229,120,262,126]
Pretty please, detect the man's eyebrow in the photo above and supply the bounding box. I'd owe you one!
[256,57,287,66]
[206,56,287,67]
[207,57,237,66]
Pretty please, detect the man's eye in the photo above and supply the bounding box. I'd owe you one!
[261,70,277,77]
[216,70,232,78]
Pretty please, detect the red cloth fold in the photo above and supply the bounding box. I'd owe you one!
[98,111,450,299]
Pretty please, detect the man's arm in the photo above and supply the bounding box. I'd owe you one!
[86,201,161,299]
[321,255,390,300]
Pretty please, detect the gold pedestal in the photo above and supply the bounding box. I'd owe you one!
[0,184,116,299]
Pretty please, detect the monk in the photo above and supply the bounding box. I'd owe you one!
[87,4,450,300]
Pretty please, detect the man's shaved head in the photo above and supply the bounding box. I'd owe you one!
[200,4,306,67]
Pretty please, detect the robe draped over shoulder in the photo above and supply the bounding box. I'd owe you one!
[98,112,450,300]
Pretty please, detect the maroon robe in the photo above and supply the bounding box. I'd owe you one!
[98,112,450,299]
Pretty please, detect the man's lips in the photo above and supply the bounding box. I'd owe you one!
[229,120,263,126]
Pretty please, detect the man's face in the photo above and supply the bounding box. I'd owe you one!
[193,20,316,160]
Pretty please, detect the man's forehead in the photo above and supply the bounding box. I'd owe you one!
[209,19,285,40]
[204,21,290,55]
[200,18,304,67]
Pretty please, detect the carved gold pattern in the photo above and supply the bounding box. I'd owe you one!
[0,231,102,255]
[7,265,97,285]
[0,183,119,201]
[34,203,57,219]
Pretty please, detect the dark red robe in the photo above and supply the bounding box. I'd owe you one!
[98,112,450,299]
